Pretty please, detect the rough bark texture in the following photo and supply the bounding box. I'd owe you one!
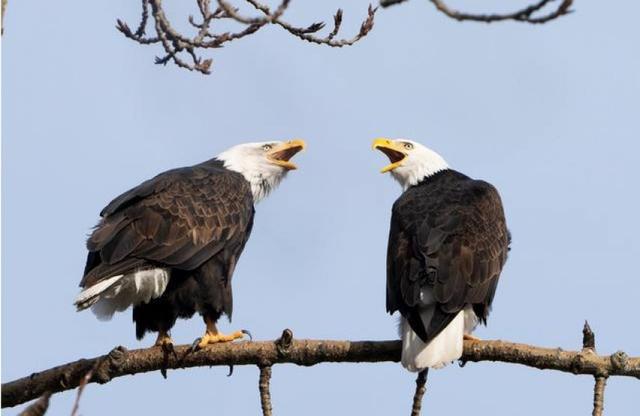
[592,376,607,416]
[2,333,638,408]
[258,366,273,416]
[16,392,50,416]
[410,370,428,416]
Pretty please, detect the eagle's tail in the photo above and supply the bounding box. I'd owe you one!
[400,310,464,372]
[74,275,125,311]
[74,269,170,321]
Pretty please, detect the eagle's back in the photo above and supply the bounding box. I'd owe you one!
[387,169,510,343]
[81,159,254,288]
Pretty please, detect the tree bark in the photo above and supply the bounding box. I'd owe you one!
[2,334,638,408]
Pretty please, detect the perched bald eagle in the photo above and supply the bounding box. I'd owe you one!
[373,138,510,371]
[75,140,305,348]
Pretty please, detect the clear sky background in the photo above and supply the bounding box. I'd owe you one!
[2,0,639,415]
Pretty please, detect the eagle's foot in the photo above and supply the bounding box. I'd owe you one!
[196,330,247,349]
[463,334,481,341]
[154,331,174,348]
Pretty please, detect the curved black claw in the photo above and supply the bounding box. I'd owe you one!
[162,342,177,358]
[160,345,174,379]
[241,329,253,341]
[190,338,202,352]
[227,365,234,377]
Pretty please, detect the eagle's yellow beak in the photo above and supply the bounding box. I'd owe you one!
[372,138,407,173]
[267,139,306,170]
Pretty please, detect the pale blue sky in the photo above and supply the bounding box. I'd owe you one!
[2,0,639,415]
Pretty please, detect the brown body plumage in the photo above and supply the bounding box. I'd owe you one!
[75,139,306,345]
[79,159,254,339]
[386,169,510,343]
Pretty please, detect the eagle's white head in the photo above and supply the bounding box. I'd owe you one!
[372,138,449,190]
[217,140,306,203]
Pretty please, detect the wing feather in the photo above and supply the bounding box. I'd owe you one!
[81,164,254,289]
[387,171,510,343]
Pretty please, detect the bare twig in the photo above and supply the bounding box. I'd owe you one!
[428,0,573,24]
[17,392,51,416]
[380,0,409,7]
[410,369,428,416]
[244,0,377,47]
[117,0,377,74]
[1,0,7,35]
[70,369,93,416]
[69,354,112,416]
[258,366,273,416]
[583,320,596,351]
[381,0,574,24]
[592,376,607,416]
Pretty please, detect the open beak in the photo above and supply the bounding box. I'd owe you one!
[267,139,306,170]
[372,138,407,173]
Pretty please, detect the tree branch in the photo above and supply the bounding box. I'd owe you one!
[428,0,573,24]
[117,0,377,74]
[258,366,273,416]
[410,369,428,416]
[16,392,50,416]
[3,328,638,409]
[592,376,607,416]
[381,0,574,25]
[1,0,7,35]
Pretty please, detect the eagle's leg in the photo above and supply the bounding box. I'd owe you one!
[196,316,247,349]
[155,330,174,347]
[463,334,481,341]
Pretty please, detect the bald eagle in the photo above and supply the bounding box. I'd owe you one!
[75,140,305,348]
[373,138,510,371]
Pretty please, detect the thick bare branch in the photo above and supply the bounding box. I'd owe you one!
[117,0,377,74]
[460,339,638,377]
[3,328,638,409]
[258,366,273,416]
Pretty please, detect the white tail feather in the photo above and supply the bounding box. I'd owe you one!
[400,310,465,372]
[74,269,170,320]
[74,275,124,310]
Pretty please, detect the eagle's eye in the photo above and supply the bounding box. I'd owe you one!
[262,144,273,151]
[403,142,414,150]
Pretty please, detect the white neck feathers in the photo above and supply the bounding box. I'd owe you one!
[216,149,287,204]
[391,149,449,190]
[243,171,286,204]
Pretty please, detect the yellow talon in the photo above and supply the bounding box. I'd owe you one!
[463,334,481,341]
[197,330,245,348]
[195,317,248,349]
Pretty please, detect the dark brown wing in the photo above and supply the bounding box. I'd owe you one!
[386,170,510,343]
[80,162,254,288]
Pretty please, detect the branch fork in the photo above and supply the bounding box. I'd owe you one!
[117,0,377,74]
